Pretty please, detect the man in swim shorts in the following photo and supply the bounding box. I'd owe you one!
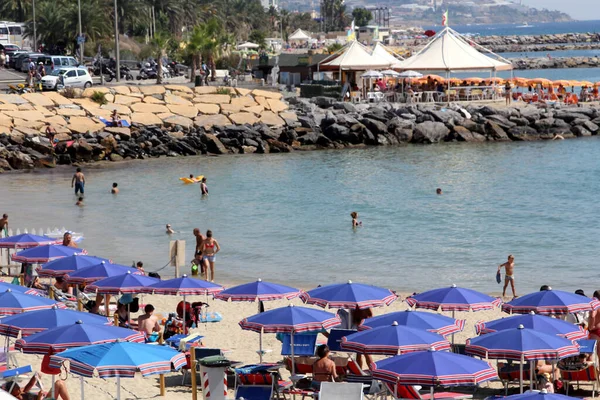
[71,167,85,195]
[498,254,516,299]
[193,228,205,275]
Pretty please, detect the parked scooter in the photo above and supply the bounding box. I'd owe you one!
[136,62,158,80]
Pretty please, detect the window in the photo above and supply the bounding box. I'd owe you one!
[61,58,69,66]
[66,70,77,78]
[9,26,22,35]
[0,28,8,35]
[77,70,87,76]
[69,58,78,66]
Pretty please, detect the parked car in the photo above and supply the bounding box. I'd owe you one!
[7,50,28,68]
[0,43,20,56]
[41,67,92,90]
[13,52,41,71]
[18,53,45,72]
[37,55,78,75]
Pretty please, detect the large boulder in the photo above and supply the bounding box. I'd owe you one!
[259,111,285,127]
[194,114,231,129]
[453,126,486,142]
[194,94,231,104]
[196,104,220,115]
[571,125,592,137]
[68,117,105,133]
[8,152,34,169]
[130,103,169,114]
[412,121,450,144]
[167,105,198,119]
[360,118,387,137]
[131,112,163,126]
[507,126,539,141]
[485,121,510,141]
[229,113,259,125]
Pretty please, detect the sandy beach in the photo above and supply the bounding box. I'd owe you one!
[8,287,518,400]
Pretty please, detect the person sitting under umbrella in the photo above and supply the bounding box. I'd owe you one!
[4,371,70,399]
[311,345,338,390]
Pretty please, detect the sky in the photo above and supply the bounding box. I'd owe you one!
[520,0,600,21]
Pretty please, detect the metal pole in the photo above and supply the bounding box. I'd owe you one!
[114,0,120,82]
[32,0,37,51]
[78,0,84,63]
[190,349,198,400]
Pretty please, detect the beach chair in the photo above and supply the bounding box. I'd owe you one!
[559,339,599,397]
[468,89,483,101]
[345,359,384,399]
[326,329,356,352]
[182,347,223,385]
[445,90,458,102]
[230,384,273,400]
[498,362,532,395]
[281,333,318,357]
[385,383,473,400]
[0,365,33,393]
[319,382,364,400]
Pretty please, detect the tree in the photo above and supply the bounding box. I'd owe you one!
[321,0,350,32]
[187,17,231,82]
[0,0,29,23]
[248,30,267,49]
[150,31,170,84]
[326,43,343,54]
[352,8,372,27]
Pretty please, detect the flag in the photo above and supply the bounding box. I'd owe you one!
[442,10,448,26]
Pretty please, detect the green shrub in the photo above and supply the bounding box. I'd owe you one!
[90,91,108,105]
[216,88,231,95]
[61,87,80,99]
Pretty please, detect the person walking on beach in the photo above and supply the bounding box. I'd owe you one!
[200,177,208,195]
[71,167,85,195]
[0,214,8,236]
[200,230,220,282]
[504,81,512,105]
[498,255,516,299]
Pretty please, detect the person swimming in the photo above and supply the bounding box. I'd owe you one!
[200,177,208,195]
[436,188,442,195]
[350,212,362,228]
[75,197,84,206]
[111,182,119,194]
[166,224,174,234]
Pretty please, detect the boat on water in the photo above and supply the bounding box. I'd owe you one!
[517,22,534,28]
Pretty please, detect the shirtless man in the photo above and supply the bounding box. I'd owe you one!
[588,290,600,359]
[0,214,8,236]
[138,304,161,338]
[111,182,119,194]
[62,232,77,248]
[193,228,205,275]
[200,177,208,195]
[498,255,516,299]
[71,167,85,195]
[166,224,174,234]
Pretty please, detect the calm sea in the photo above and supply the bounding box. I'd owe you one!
[2,140,600,294]
[424,20,600,36]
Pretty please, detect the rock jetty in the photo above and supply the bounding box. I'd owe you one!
[474,33,600,51]
[1,87,599,172]
[512,56,600,70]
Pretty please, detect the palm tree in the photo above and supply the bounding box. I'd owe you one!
[0,0,29,23]
[150,31,170,84]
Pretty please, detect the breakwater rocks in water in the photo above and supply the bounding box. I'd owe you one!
[474,33,600,50]
[1,88,600,172]
[513,56,600,70]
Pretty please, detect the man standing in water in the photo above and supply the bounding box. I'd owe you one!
[193,228,205,276]
[0,214,8,236]
[71,167,85,195]
[498,255,516,299]
[200,177,208,195]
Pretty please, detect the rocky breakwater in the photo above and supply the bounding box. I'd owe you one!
[287,96,600,146]
[513,56,600,70]
[474,33,600,52]
[0,85,303,171]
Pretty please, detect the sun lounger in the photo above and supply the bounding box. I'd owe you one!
[230,384,273,400]
[326,329,355,352]
[319,382,364,400]
[385,383,473,400]
[559,339,598,397]
[345,359,384,399]
[98,117,131,127]
[280,333,318,357]
[498,362,531,395]
[0,365,33,393]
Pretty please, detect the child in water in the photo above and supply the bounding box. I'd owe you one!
[75,197,84,206]
[351,212,362,228]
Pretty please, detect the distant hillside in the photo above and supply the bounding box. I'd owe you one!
[278,0,572,26]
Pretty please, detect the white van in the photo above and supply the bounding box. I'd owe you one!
[37,55,79,75]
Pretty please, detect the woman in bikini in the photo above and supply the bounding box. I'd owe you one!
[201,230,220,282]
[312,345,337,390]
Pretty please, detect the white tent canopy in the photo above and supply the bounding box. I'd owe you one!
[399,27,513,72]
[372,42,404,69]
[288,29,312,41]
[238,42,260,49]
[318,40,393,71]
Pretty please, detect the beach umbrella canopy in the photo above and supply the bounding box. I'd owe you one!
[568,80,581,87]
[214,278,301,302]
[0,234,60,249]
[371,350,497,386]
[360,310,465,337]
[50,341,186,378]
[238,41,259,49]
[38,255,111,277]
[381,69,401,77]
[12,245,86,263]
[0,290,66,315]
[300,280,397,309]
[341,322,451,355]
[0,306,112,338]
[239,304,339,334]
[15,321,144,354]
[84,271,160,295]
[579,80,593,87]
[466,77,483,83]
[528,78,552,87]
[0,281,42,296]
[475,312,587,340]
[488,77,505,84]
[144,274,223,295]
[406,284,501,312]
[64,262,140,284]
[502,289,600,315]
[503,390,577,400]
[466,325,579,361]
[552,80,571,87]
[361,70,384,79]
[423,74,445,82]
[398,70,423,78]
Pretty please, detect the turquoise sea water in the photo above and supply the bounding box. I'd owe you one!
[2,139,600,293]
[424,21,600,36]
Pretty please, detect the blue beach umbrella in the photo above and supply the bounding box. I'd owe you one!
[300,280,398,309]
[475,312,587,340]
[84,271,160,295]
[371,350,497,400]
[341,322,451,355]
[38,255,111,278]
[240,305,339,376]
[0,289,65,315]
[466,325,580,392]
[0,281,42,296]
[15,320,144,354]
[0,306,112,338]
[502,289,600,315]
[503,390,578,400]
[12,245,86,263]
[360,310,465,337]
[144,274,223,296]
[64,262,140,284]
[50,341,187,399]
[406,284,502,312]
[0,234,60,249]
[214,278,301,302]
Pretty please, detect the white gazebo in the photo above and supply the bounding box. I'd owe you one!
[238,42,260,50]
[318,40,393,73]
[398,27,512,74]
[288,29,312,43]
[372,42,404,69]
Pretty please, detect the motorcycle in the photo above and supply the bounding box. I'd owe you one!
[136,62,158,80]
[120,65,134,81]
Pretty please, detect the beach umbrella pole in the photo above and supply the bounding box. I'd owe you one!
[80,376,85,400]
[529,360,534,390]
[116,376,121,400]
[259,327,263,364]
[430,386,434,400]
[520,354,524,393]
[291,330,295,378]
[183,295,186,334]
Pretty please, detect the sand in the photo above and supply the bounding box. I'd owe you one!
[6,289,553,400]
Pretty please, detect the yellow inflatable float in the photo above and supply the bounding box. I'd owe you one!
[179,175,204,184]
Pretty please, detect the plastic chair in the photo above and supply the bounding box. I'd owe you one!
[231,384,273,400]
[319,382,364,400]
